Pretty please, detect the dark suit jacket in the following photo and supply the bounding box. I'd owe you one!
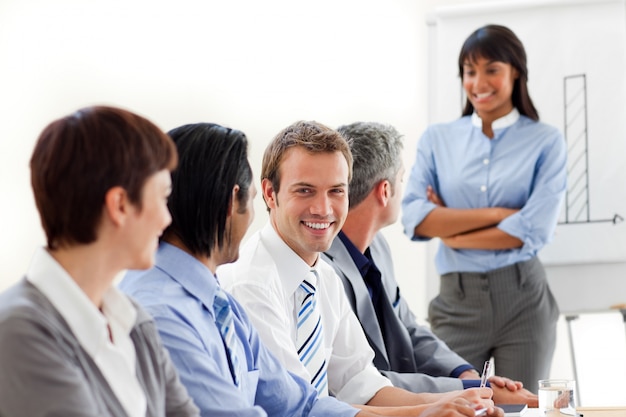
[322,232,470,393]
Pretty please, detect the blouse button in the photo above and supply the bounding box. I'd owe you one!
[480,185,487,192]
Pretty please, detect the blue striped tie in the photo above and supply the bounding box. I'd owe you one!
[296,270,328,397]
[213,286,240,386]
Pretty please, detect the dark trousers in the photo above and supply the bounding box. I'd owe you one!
[428,257,559,393]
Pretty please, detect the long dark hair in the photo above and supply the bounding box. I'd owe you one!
[458,24,539,121]
[166,123,252,257]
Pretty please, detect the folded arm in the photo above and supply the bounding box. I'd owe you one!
[440,226,523,250]
[417,186,521,249]
[415,206,519,240]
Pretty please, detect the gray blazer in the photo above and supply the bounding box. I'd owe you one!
[0,279,199,417]
[322,232,470,393]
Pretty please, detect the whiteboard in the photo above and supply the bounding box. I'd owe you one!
[565,310,626,406]
[426,0,626,265]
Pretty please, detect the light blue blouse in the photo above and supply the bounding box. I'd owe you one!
[401,110,567,275]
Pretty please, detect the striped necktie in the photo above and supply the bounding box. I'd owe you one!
[213,285,240,386]
[296,270,328,397]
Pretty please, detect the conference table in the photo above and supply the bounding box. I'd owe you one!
[576,408,626,417]
[524,408,626,417]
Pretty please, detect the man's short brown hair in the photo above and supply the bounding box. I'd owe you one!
[30,106,177,249]
[261,121,353,200]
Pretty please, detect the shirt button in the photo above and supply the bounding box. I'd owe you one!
[480,185,487,192]
[483,158,489,165]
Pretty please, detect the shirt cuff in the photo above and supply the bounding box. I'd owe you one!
[462,379,491,389]
[334,366,393,405]
[450,364,475,378]
[451,365,491,389]
[401,200,437,241]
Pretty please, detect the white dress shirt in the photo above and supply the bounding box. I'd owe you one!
[26,248,147,417]
[220,223,392,405]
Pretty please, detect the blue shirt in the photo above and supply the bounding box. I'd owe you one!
[401,110,567,275]
[119,242,357,417]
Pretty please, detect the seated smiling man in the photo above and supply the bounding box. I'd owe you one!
[220,120,501,416]
[122,122,499,417]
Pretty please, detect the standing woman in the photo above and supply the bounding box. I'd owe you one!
[401,25,566,393]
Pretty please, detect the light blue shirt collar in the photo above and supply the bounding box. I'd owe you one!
[120,239,359,416]
[153,241,220,318]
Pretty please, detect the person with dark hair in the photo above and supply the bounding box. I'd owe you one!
[220,120,502,416]
[120,123,359,417]
[401,24,567,392]
[322,121,536,406]
[0,106,199,416]
[118,122,493,417]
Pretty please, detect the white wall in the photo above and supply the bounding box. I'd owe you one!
[1,0,474,316]
[0,0,503,366]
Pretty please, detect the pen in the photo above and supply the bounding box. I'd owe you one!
[479,360,490,388]
[474,407,488,416]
